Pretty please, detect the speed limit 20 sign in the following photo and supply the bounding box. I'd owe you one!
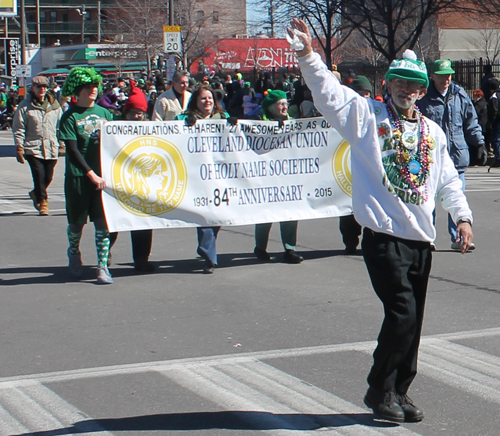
[163,26,182,54]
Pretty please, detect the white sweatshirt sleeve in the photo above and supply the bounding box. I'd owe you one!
[298,52,372,145]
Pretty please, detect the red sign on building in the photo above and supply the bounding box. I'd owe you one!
[194,38,300,74]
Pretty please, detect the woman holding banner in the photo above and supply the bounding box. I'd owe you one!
[108,81,155,273]
[254,90,303,264]
[175,86,230,274]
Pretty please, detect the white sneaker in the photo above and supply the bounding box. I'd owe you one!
[451,241,476,251]
[97,263,113,284]
[68,249,83,278]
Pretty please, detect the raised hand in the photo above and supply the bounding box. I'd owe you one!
[287,18,313,57]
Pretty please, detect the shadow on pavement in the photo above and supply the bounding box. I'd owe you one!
[0,145,15,157]
[0,249,358,285]
[18,410,400,435]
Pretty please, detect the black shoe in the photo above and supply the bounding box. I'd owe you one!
[283,249,303,264]
[398,393,424,422]
[134,260,156,272]
[364,387,405,423]
[254,247,271,261]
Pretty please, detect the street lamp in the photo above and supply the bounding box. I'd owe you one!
[76,6,88,44]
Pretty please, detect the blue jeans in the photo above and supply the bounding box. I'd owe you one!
[197,227,221,267]
[491,121,500,164]
[447,171,466,243]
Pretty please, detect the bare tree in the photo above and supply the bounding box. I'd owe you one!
[254,0,345,70]
[103,0,166,74]
[464,26,500,64]
[340,0,463,61]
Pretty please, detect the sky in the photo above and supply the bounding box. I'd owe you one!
[246,0,268,32]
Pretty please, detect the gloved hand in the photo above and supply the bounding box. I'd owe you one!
[186,114,197,127]
[16,146,25,164]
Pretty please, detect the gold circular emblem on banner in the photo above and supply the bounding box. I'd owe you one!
[332,140,352,197]
[112,136,187,216]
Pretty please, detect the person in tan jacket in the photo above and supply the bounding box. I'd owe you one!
[13,76,63,216]
[151,70,192,121]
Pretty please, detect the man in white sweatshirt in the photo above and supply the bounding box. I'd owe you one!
[288,19,474,423]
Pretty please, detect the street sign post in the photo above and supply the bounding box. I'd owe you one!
[13,65,32,78]
[165,54,177,82]
[163,26,182,54]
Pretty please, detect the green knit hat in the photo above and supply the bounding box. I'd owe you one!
[62,67,103,97]
[385,49,429,88]
[350,75,373,94]
[261,90,288,113]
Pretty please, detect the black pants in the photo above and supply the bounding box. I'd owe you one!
[362,228,432,394]
[25,155,57,202]
[339,214,362,248]
[109,230,153,263]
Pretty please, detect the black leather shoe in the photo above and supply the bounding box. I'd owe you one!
[283,249,303,264]
[254,247,271,261]
[364,387,405,423]
[398,393,424,422]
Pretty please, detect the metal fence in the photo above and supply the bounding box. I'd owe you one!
[335,58,498,96]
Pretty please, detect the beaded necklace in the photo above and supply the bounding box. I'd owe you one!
[386,99,434,201]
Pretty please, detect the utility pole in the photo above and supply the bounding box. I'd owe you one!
[20,0,26,64]
[36,0,40,46]
[169,0,174,26]
[97,1,101,42]
[76,5,87,44]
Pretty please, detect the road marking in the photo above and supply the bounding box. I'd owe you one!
[0,403,30,435]
[0,381,112,435]
[0,327,499,387]
[465,172,500,192]
[161,361,423,435]
[0,327,499,434]
[418,339,500,404]
[0,193,66,215]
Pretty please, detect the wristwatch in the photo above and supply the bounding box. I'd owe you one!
[457,218,472,226]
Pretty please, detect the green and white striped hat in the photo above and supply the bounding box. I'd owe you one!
[385,50,429,88]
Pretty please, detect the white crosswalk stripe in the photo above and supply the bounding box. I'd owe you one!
[0,193,66,215]
[465,171,500,192]
[0,403,30,436]
[418,339,500,403]
[0,381,113,435]
[161,362,424,435]
[0,328,499,434]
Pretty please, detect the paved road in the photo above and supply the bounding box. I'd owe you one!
[1,130,500,435]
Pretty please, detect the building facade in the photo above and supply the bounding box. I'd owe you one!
[2,0,246,47]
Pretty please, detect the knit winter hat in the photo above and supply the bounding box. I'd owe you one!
[62,67,103,97]
[350,75,372,94]
[261,90,288,112]
[122,82,148,113]
[385,49,429,88]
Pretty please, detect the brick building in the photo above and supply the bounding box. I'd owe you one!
[3,0,247,47]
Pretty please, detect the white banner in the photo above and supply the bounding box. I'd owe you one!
[101,118,353,232]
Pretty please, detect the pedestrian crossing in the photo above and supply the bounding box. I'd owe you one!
[465,170,500,192]
[0,192,66,215]
[0,327,499,435]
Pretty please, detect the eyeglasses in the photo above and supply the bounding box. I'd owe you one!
[392,79,422,92]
